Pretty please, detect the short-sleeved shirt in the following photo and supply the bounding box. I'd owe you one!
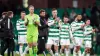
[25,14,40,36]
[16,19,27,37]
[60,23,70,39]
[84,25,93,41]
[71,20,84,38]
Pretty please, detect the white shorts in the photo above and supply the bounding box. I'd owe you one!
[74,38,83,46]
[85,41,91,48]
[60,39,70,45]
[18,35,27,44]
[46,38,59,46]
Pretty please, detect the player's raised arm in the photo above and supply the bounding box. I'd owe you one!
[71,22,85,32]
[58,18,62,29]
[47,18,55,26]
[84,28,93,36]
[24,16,29,26]
[71,15,85,32]
[34,15,41,26]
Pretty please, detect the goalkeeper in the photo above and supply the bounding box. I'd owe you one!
[25,5,40,56]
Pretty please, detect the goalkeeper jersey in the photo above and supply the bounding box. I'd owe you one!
[25,14,40,36]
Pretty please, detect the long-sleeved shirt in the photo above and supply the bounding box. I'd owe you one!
[48,17,60,39]
[38,16,48,37]
[2,17,14,39]
[16,19,27,37]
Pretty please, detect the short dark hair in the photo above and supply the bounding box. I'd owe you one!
[2,12,7,16]
[63,15,68,18]
[29,5,34,8]
[52,8,57,11]
[21,11,26,13]
[40,9,45,14]
[7,11,13,16]
[85,18,90,22]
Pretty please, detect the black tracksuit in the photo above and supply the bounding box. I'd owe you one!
[0,17,15,56]
[0,17,5,54]
[38,16,48,54]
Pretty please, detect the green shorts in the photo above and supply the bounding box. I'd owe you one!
[26,35,38,43]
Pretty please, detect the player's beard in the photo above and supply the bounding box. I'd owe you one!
[77,19,81,22]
